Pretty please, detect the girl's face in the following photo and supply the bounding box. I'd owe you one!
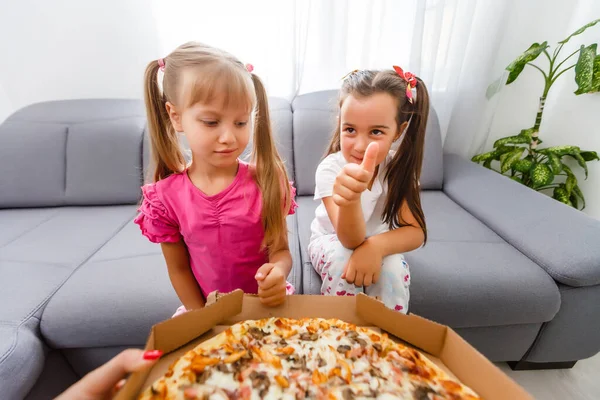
[339,93,402,166]
[167,96,252,170]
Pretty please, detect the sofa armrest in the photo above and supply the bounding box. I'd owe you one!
[443,153,600,287]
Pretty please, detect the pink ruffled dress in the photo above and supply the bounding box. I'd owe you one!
[134,161,298,301]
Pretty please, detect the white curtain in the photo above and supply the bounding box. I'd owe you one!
[0,0,517,142]
[0,0,591,150]
[150,0,519,142]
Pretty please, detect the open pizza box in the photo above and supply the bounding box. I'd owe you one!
[117,290,532,399]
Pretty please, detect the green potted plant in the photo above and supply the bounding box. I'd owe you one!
[472,19,600,210]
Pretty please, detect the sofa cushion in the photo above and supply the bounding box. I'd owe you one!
[41,252,180,349]
[0,319,46,400]
[297,191,561,328]
[1,99,145,208]
[0,206,138,268]
[41,215,303,348]
[0,205,143,397]
[291,90,443,196]
[444,153,600,287]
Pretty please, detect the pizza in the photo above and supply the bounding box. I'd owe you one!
[139,318,480,399]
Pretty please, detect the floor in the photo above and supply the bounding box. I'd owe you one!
[497,353,600,399]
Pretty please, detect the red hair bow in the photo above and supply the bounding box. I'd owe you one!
[393,66,417,103]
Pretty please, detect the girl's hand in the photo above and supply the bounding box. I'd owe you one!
[342,239,382,287]
[56,349,162,400]
[255,263,286,306]
[332,142,379,207]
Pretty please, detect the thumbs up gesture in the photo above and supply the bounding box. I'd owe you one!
[332,142,380,207]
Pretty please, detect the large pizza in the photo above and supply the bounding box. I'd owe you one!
[139,318,480,399]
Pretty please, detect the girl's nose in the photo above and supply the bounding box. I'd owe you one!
[218,128,235,144]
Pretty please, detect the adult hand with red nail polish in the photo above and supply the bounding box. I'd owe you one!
[56,348,162,399]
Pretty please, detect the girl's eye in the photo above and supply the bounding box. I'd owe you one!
[236,121,248,127]
[201,120,219,127]
[344,127,355,134]
[371,129,384,136]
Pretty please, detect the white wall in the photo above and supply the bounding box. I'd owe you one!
[0,0,160,122]
[482,0,600,219]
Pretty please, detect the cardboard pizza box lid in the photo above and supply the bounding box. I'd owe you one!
[117,290,532,399]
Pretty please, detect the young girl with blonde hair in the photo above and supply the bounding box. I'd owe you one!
[135,42,297,313]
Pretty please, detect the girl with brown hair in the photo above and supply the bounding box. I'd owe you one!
[308,67,429,312]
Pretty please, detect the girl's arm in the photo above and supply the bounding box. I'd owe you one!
[256,229,293,306]
[366,200,425,255]
[269,244,293,277]
[322,197,366,249]
[161,241,206,309]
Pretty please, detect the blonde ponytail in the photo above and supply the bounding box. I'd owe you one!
[251,74,291,254]
[143,60,185,182]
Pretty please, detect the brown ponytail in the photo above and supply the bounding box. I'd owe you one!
[383,77,428,244]
[251,74,292,254]
[143,60,185,182]
[326,69,429,244]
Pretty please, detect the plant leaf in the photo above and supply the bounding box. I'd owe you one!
[559,19,600,44]
[538,145,581,156]
[486,73,507,100]
[547,153,563,174]
[530,163,554,188]
[574,44,597,95]
[565,172,577,195]
[495,145,519,154]
[573,185,586,209]
[570,193,579,210]
[471,150,496,163]
[483,159,493,169]
[501,148,525,173]
[553,185,570,204]
[592,56,600,92]
[513,159,534,173]
[506,42,549,84]
[580,151,600,162]
[493,134,531,148]
[510,176,523,184]
[565,153,589,178]
[519,128,535,138]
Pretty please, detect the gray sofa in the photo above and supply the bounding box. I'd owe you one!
[1,91,599,399]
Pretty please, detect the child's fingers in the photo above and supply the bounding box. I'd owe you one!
[255,263,275,281]
[363,273,373,287]
[258,271,284,291]
[361,142,379,174]
[372,271,381,284]
[337,174,364,193]
[259,291,286,307]
[354,272,365,287]
[333,184,357,202]
[344,266,357,284]
[344,164,372,183]
[258,283,285,299]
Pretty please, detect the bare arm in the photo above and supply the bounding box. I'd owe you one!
[269,215,294,276]
[366,200,425,256]
[161,240,206,309]
[322,197,366,249]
